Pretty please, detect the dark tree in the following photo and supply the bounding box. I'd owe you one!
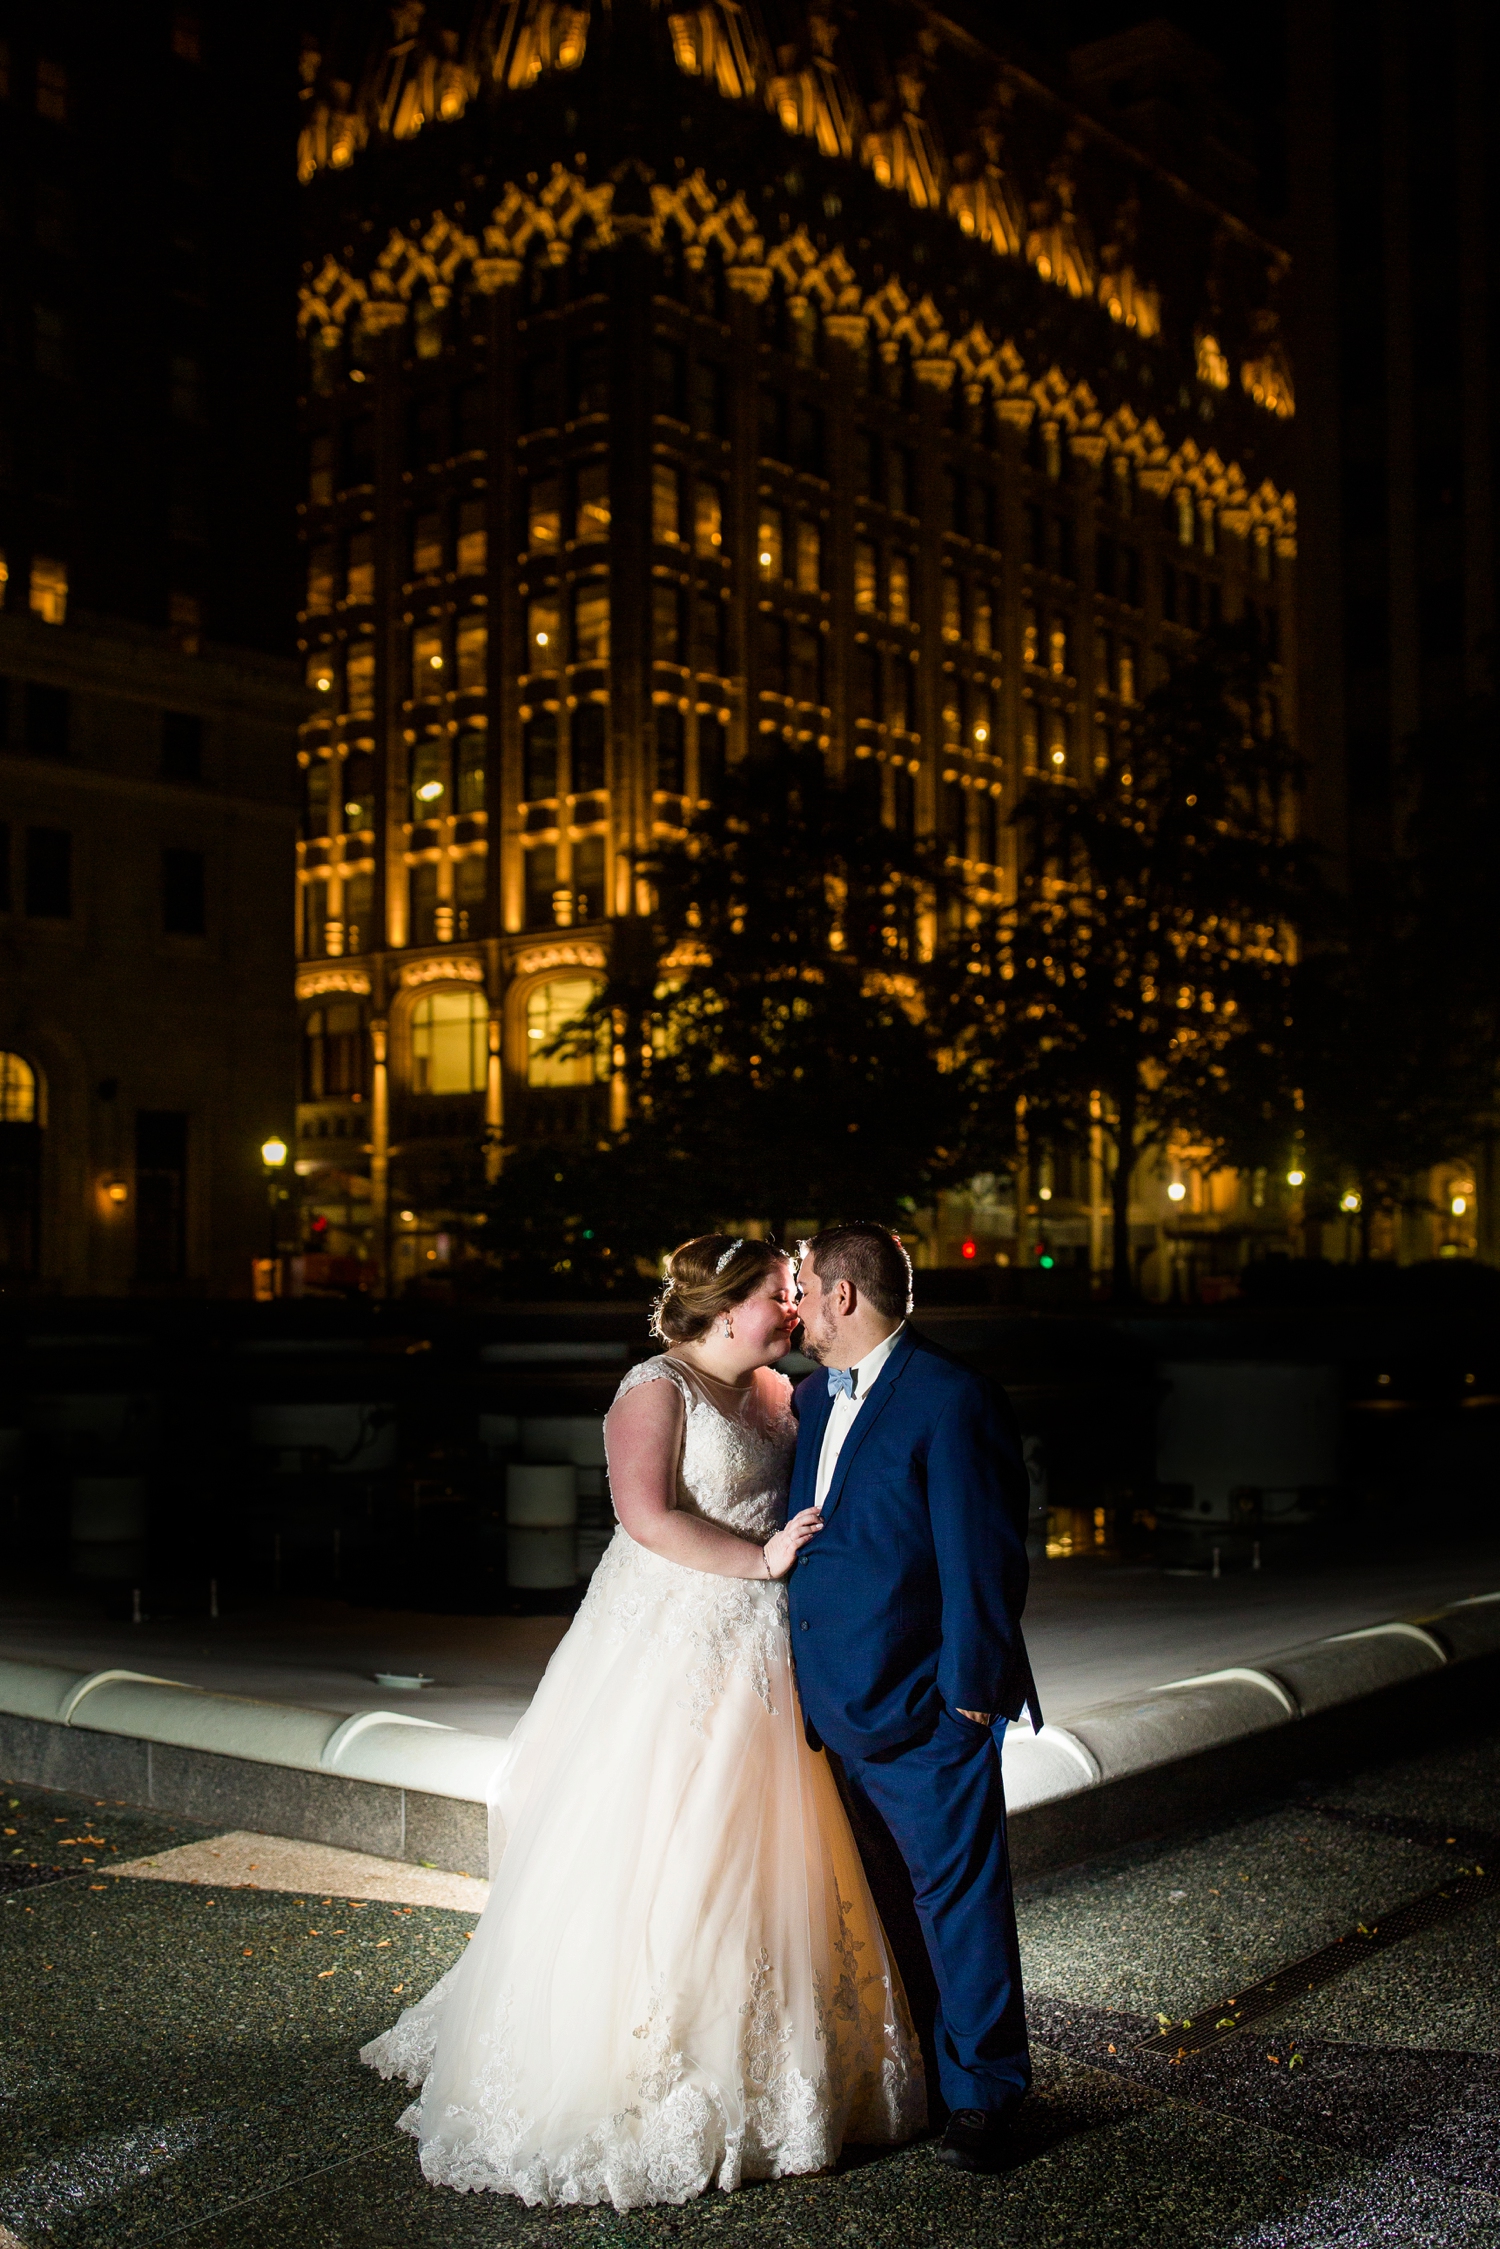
[486,746,967,1281]
[950,627,1318,1300]
[1293,694,1500,1247]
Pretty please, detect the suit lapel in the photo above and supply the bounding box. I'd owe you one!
[819,1328,918,1521]
[792,1377,833,1512]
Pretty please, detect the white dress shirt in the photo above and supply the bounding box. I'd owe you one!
[814,1323,906,1510]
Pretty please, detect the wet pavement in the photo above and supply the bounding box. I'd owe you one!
[3,1721,1499,2247]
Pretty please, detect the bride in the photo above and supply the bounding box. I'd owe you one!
[362,1233,924,2209]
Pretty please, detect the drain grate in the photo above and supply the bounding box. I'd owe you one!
[1135,1865,1499,2059]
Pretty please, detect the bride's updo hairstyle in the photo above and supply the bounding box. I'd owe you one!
[651,1234,787,1344]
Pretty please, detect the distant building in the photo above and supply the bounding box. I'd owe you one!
[0,8,303,1296]
[295,0,1295,1294]
[1290,0,1498,1264]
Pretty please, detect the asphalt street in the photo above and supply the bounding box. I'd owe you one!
[2,1718,1498,2248]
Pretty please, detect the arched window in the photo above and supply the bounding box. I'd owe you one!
[526,978,604,1087]
[0,1053,37,1122]
[411,989,487,1094]
[302,1006,366,1100]
[0,1053,41,1283]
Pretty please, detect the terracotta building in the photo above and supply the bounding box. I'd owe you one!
[293,0,1295,1291]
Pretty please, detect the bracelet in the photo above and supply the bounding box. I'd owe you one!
[762,1540,773,1579]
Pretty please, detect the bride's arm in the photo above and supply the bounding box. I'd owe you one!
[605,1379,821,1581]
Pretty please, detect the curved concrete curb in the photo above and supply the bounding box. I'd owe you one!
[2,1589,1498,1877]
[1002,1593,1499,1818]
[0,1663,509,1801]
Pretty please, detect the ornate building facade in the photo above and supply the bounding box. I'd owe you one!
[294,0,1296,1290]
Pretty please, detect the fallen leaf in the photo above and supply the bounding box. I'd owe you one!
[376,1940,392,1948]
[89,1885,106,1892]
[318,1968,336,1978]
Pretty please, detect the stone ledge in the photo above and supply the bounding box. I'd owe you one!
[2,1591,1497,1882]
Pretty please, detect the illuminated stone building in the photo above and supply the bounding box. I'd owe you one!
[295,0,1296,1290]
[0,9,302,1295]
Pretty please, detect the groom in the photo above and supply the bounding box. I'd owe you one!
[787,1223,1041,2172]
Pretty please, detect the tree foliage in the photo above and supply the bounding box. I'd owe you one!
[483,747,967,1285]
[948,625,1319,1297]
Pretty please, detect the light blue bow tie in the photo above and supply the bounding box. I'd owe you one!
[826,1367,856,1400]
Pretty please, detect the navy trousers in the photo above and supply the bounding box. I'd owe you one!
[836,1710,1030,2121]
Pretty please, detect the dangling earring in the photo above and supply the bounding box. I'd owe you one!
[720,1314,734,1340]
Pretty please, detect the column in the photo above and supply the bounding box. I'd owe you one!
[370,1015,390,1291]
[484,1004,503,1182]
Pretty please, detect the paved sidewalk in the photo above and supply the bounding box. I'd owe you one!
[4,1536,1500,1735]
[2,1710,1498,2243]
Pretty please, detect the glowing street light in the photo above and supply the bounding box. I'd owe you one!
[261,1136,288,1170]
[1339,1189,1361,1214]
[1287,1168,1305,1188]
[1166,1180,1187,1202]
[1452,1194,1468,1216]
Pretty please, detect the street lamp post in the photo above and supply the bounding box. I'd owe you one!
[261,1135,289,1269]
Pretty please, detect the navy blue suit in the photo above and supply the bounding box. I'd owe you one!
[787,1326,1040,2121]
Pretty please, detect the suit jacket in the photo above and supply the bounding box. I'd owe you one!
[786,1327,1042,1760]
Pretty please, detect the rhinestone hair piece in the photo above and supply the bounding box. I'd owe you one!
[714,1238,744,1274]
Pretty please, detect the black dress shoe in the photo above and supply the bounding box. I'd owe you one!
[933,2107,1015,2172]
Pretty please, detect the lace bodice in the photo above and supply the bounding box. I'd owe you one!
[608,1354,796,1545]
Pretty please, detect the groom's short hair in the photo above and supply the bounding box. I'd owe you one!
[801,1224,913,1321]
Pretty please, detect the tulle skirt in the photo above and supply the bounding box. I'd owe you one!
[360,1527,924,2209]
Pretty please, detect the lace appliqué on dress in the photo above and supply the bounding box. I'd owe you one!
[581,1355,797,1731]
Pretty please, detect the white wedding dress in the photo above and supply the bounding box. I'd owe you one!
[361,1353,924,2209]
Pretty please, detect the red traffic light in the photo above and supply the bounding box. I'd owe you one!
[961,1238,977,1261]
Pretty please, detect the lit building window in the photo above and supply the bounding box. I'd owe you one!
[694,481,723,556]
[1049,617,1070,675]
[456,616,487,693]
[307,651,336,697]
[1175,489,1195,547]
[0,1052,37,1123]
[456,500,486,576]
[795,519,821,593]
[456,729,487,812]
[168,591,201,651]
[888,553,911,624]
[528,477,562,552]
[346,641,375,717]
[1118,641,1138,703]
[972,588,993,654]
[941,573,962,643]
[413,512,443,576]
[1022,606,1038,666]
[527,596,560,667]
[30,557,68,625]
[411,989,488,1093]
[0,551,8,603]
[307,545,335,613]
[410,736,449,817]
[853,540,878,613]
[575,461,611,543]
[526,977,602,1088]
[303,1004,365,1099]
[572,584,610,662]
[347,531,374,605]
[411,622,445,691]
[652,462,681,544]
[757,507,784,582]
[969,686,992,749]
